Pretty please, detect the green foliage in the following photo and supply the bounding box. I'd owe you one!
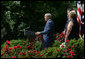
[1,1,84,58]
[70,39,84,58]
[35,41,42,51]
[1,38,84,58]
[40,39,84,58]
[40,47,58,58]
[52,40,61,47]
[1,1,73,42]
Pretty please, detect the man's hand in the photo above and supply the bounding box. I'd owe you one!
[35,32,41,35]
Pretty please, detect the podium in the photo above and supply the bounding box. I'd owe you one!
[24,27,36,41]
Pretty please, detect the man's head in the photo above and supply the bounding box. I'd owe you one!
[44,13,51,21]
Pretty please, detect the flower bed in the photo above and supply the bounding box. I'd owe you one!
[1,33,84,58]
[41,38,84,58]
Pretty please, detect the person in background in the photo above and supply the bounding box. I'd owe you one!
[65,10,79,41]
[81,4,84,39]
[63,8,73,34]
[35,13,55,50]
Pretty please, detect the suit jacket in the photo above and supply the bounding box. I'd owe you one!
[41,19,55,42]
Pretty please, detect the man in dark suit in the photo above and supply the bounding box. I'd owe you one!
[35,13,55,50]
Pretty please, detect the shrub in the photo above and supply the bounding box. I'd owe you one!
[52,40,62,47]
[40,38,84,58]
[68,39,84,58]
[1,39,43,58]
[35,41,42,51]
[1,38,84,58]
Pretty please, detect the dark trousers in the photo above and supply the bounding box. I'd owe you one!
[42,39,54,50]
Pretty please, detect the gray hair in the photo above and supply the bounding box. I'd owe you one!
[45,13,52,18]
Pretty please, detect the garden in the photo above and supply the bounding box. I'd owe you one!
[1,33,84,58]
[1,1,84,58]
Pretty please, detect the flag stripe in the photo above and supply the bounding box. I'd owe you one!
[77,14,81,25]
[77,1,81,38]
[77,7,82,16]
[77,10,81,21]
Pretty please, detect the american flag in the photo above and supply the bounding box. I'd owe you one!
[77,1,82,38]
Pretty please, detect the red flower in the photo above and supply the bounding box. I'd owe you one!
[12,56,16,58]
[27,55,29,56]
[17,45,20,48]
[8,48,12,50]
[3,47,5,49]
[60,40,62,42]
[59,36,61,39]
[71,45,74,48]
[65,49,67,52]
[26,44,29,45]
[22,52,25,55]
[72,53,75,56]
[68,48,72,51]
[1,53,3,56]
[5,45,8,52]
[57,49,60,52]
[61,45,64,48]
[6,45,8,48]
[40,54,43,56]
[5,48,7,52]
[61,33,63,35]
[29,42,32,44]
[6,40,10,45]
[70,51,74,54]
[37,51,40,54]
[33,50,36,52]
[26,46,30,49]
[71,52,74,54]
[67,55,71,58]
[19,52,23,55]
[36,35,43,39]
[19,46,22,49]
[14,46,17,49]
[65,40,70,42]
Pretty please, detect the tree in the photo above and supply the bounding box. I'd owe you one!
[1,1,76,43]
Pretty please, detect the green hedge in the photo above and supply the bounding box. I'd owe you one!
[1,38,84,58]
[40,38,84,58]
